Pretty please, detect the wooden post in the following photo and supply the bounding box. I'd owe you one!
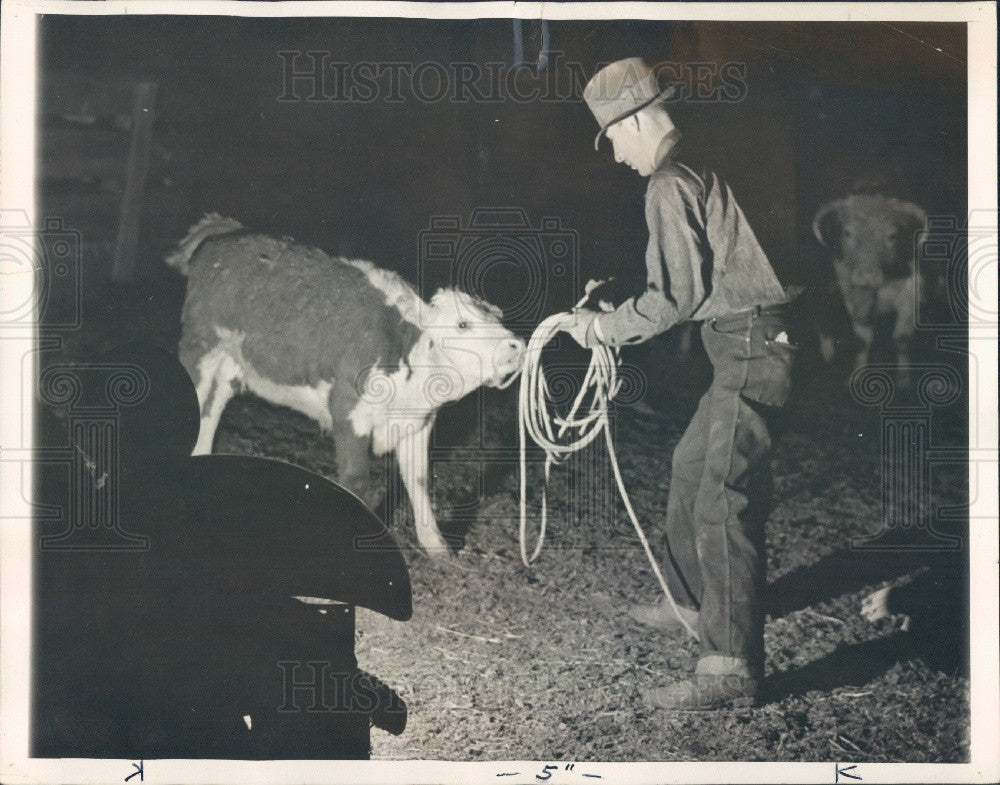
[111,81,157,283]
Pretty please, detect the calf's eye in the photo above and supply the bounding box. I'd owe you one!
[458,320,470,331]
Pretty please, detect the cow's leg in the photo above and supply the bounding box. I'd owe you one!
[887,274,920,390]
[330,420,377,511]
[813,279,845,367]
[330,384,380,510]
[676,321,695,359]
[179,340,218,409]
[849,325,874,376]
[189,347,241,455]
[818,332,837,364]
[839,283,877,379]
[394,418,449,557]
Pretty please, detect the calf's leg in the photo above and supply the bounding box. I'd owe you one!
[184,345,242,455]
[329,419,377,511]
[394,419,449,557]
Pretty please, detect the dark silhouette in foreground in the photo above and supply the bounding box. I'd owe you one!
[763,566,968,703]
[34,341,411,759]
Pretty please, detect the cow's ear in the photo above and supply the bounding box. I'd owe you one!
[893,202,929,262]
[428,289,457,319]
[814,200,844,255]
[476,297,503,320]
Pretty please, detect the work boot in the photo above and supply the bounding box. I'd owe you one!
[649,655,759,711]
[649,674,758,711]
[628,597,698,636]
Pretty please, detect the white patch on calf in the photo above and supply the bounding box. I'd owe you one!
[192,345,243,455]
[346,290,524,547]
[343,258,421,326]
[243,372,334,431]
[191,327,335,454]
[342,291,525,555]
[347,326,471,455]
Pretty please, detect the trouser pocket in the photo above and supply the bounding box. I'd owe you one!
[742,321,796,408]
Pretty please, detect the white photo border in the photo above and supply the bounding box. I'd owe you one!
[1,2,996,783]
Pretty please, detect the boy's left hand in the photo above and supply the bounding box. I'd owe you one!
[562,309,599,348]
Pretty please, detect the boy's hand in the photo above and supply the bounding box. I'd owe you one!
[583,278,616,313]
[562,309,600,348]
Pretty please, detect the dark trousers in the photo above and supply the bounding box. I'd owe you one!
[661,307,795,678]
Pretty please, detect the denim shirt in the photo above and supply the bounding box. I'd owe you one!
[594,142,787,347]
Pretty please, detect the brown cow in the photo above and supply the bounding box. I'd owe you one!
[813,194,929,388]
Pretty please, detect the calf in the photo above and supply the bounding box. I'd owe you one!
[168,214,526,556]
[812,194,929,388]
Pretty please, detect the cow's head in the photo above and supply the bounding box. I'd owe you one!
[813,195,929,287]
[408,289,526,402]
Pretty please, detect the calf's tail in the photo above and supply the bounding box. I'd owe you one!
[165,213,245,275]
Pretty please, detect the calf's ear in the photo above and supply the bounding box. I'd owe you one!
[393,292,420,324]
[476,297,504,320]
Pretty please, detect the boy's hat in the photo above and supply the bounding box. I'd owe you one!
[583,58,676,150]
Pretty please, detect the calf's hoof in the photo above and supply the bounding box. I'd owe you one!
[423,546,455,561]
[341,481,384,517]
[417,530,454,560]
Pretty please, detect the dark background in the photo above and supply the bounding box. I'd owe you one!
[39,16,967,312]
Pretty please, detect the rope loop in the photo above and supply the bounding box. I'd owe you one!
[517,309,699,641]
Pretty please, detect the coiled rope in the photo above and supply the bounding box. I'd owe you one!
[517,301,698,641]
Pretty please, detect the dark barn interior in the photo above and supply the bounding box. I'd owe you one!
[39,17,966,324]
[33,14,971,762]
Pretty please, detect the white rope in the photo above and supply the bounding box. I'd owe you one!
[517,305,699,641]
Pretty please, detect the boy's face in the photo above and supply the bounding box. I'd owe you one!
[606,115,656,176]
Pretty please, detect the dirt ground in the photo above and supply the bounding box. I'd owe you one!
[34,224,971,763]
[211,333,970,763]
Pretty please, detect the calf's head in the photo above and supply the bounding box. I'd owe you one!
[408,289,526,402]
[813,195,929,287]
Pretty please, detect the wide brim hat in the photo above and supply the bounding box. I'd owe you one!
[583,57,677,150]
